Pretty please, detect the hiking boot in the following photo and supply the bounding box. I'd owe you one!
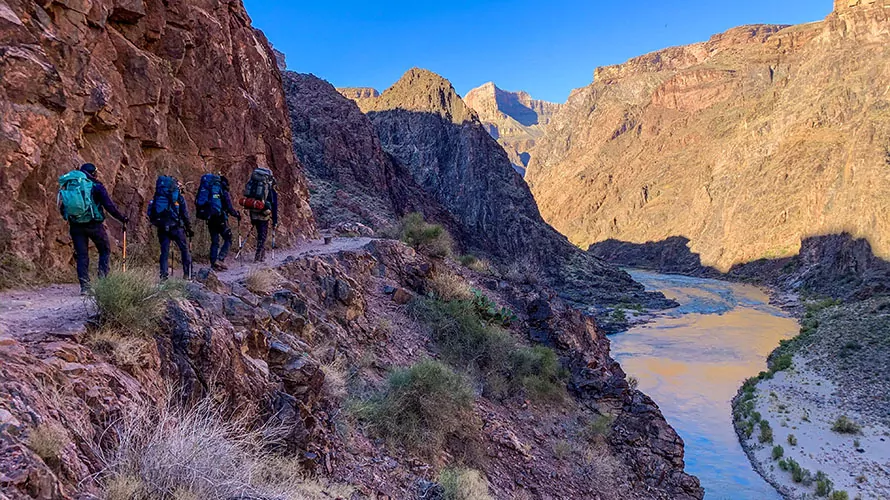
[211,262,229,272]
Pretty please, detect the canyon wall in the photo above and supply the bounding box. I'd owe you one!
[464,82,562,175]
[527,3,890,272]
[0,0,315,273]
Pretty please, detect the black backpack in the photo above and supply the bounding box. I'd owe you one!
[148,175,181,226]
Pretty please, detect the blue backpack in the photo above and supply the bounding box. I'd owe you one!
[195,173,223,220]
[148,175,180,227]
[58,170,103,224]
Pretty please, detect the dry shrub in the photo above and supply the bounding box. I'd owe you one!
[429,271,473,302]
[354,360,476,457]
[320,359,349,401]
[86,328,153,368]
[27,422,68,464]
[244,268,281,295]
[96,397,352,500]
[89,269,185,336]
[503,259,540,285]
[438,467,492,500]
[458,254,491,274]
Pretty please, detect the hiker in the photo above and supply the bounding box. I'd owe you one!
[240,167,278,263]
[58,163,129,294]
[147,175,194,280]
[195,173,241,271]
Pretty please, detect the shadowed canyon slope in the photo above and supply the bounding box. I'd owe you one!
[0,0,315,273]
[464,82,562,175]
[351,69,671,307]
[527,1,890,272]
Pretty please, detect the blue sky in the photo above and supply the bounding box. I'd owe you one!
[243,0,831,103]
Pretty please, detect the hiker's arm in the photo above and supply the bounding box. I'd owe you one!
[93,184,128,222]
[270,188,279,227]
[179,195,193,231]
[223,191,240,218]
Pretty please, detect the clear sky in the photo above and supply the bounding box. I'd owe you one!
[242,0,832,103]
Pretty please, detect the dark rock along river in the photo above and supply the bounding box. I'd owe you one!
[611,270,799,500]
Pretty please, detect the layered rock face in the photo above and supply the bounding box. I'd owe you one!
[464,82,562,175]
[0,0,315,271]
[337,87,380,100]
[283,72,459,232]
[528,2,890,272]
[356,69,667,307]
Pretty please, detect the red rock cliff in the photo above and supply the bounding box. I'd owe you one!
[0,0,316,272]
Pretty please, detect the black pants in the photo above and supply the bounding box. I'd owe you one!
[208,217,233,264]
[70,222,111,289]
[252,219,269,262]
[158,226,192,279]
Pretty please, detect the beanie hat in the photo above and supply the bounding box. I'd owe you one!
[80,163,97,175]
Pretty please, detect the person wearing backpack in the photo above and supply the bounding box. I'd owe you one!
[240,167,279,263]
[195,174,241,271]
[58,163,130,294]
[147,175,194,280]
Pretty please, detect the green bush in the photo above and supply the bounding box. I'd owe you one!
[787,433,798,446]
[815,471,833,497]
[438,467,492,500]
[778,459,789,471]
[90,269,185,336]
[770,353,793,372]
[354,360,475,456]
[831,416,861,434]
[470,289,517,327]
[583,414,615,441]
[759,420,774,444]
[829,491,849,500]
[771,445,784,460]
[396,213,453,258]
[411,297,564,401]
[511,346,568,402]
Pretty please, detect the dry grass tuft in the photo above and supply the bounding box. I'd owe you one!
[95,396,352,500]
[27,422,68,464]
[438,467,492,500]
[503,259,540,285]
[85,328,153,368]
[428,271,473,302]
[244,268,281,295]
[320,359,349,401]
[89,269,185,336]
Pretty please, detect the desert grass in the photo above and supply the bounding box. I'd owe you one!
[244,268,281,296]
[89,269,185,336]
[438,467,492,500]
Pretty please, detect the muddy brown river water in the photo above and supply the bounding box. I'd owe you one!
[611,270,799,500]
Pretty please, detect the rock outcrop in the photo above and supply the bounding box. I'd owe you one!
[0,0,316,274]
[527,2,890,272]
[337,87,380,100]
[0,239,702,499]
[283,72,459,233]
[355,69,671,308]
[464,82,562,175]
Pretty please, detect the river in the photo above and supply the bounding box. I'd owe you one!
[611,270,799,500]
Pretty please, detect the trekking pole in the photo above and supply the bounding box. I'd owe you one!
[187,233,193,280]
[271,225,276,261]
[122,223,128,272]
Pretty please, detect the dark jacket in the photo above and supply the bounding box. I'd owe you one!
[220,189,240,219]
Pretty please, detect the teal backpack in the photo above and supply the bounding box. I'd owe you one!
[58,170,103,224]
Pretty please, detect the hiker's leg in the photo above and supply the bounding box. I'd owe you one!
[253,220,268,262]
[218,222,233,262]
[70,224,90,290]
[209,222,221,265]
[173,228,192,278]
[158,228,171,280]
[92,223,112,279]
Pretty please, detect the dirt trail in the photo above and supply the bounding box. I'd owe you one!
[0,237,374,342]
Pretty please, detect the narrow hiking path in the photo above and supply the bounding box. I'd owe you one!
[0,237,375,342]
